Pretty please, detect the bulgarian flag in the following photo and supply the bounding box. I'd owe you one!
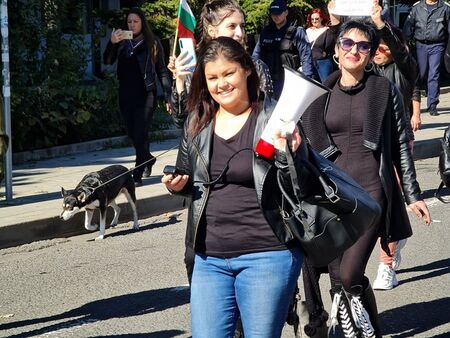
[177,0,196,40]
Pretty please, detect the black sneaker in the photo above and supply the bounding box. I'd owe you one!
[143,156,156,178]
[429,105,439,116]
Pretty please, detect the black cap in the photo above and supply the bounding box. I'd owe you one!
[269,0,287,15]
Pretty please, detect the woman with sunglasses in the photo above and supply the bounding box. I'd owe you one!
[301,20,431,338]
[162,37,306,337]
[306,8,337,82]
[168,0,273,128]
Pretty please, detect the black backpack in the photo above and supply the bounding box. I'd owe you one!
[435,126,450,203]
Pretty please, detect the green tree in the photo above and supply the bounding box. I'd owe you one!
[242,0,328,33]
[9,0,123,151]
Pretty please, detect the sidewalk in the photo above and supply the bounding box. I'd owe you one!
[0,100,449,250]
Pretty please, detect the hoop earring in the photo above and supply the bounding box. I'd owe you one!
[332,54,339,65]
[364,62,374,72]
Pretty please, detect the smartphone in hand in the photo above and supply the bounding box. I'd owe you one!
[122,30,133,39]
[163,165,182,176]
[179,38,197,72]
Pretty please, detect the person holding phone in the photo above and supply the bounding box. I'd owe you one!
[103,7,172,186]
[162,37,307,337]
[168,0,273,128]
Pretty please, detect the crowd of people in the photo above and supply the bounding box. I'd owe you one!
[104,0,439,337]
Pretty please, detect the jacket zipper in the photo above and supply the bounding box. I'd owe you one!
[192,141,211,248]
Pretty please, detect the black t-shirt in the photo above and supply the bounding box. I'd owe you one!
[117,42,147,107]
[195,112,285,257]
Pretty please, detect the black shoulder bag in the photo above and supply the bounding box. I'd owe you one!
[435,126,450,203]
[277,138,382,267]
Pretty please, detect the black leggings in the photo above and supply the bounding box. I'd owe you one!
[120,91,156,180]
[328,219,381,291]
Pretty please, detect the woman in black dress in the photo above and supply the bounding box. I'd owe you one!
[302,20,430,338]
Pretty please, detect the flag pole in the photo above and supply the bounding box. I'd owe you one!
[172,18,179,57]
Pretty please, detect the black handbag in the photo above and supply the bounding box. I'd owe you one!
[435,126,450,203]
[277,141,382,267]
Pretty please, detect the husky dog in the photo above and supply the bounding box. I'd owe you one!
[61,165,139,240]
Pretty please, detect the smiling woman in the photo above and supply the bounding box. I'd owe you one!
[161,36,306,337]
[186,36,260,139]
[301,20,431,338]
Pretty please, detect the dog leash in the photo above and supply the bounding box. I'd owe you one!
[89,143,180,193]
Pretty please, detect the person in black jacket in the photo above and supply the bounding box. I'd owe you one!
[302,20,431,338]
[162,37,308,337]
[403,0,450,116]
[168,0,273,129]
[103,7,172,186]
[252,0,314,99]
[372,4,423,291]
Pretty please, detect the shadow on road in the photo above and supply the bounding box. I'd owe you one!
[0,286,190,337]
[396,257,450,285]
[421,187,450,200]
[103,214,182,240]
[88,330,186,337]
[380,297,450,337]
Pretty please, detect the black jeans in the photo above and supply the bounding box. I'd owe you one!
[120,90,156,181]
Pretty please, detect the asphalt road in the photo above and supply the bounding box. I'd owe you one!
[0,157,449,338]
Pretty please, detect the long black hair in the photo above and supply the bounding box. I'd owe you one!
[125,7,158,62]
[186,37,260,139]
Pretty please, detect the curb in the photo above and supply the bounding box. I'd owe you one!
[0,193,185,250]
[12,129,182,165]
[413,139,441,160]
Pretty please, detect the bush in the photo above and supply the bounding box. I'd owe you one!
[8,1,174,152]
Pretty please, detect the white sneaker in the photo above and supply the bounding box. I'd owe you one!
[392,239,407,271]
[373,263,398,290]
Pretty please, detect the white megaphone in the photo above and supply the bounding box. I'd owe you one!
[255,66,330,160]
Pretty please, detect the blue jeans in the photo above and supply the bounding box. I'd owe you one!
[190,248,303,338]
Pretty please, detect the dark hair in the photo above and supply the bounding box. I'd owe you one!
[337,20,380,57]
[307,8,330,28]
[125,7,158,62]
[196,0,245,50]
[186,37,260,138]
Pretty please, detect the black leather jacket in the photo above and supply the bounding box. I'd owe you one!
[403,0,450,44]
[103,38,172,102]
[173,96,315,250]
[302,71,421,243]
[374,23,418,141]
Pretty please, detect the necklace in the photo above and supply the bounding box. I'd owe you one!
[128,39,144,55]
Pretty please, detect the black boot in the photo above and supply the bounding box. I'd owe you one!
[329,283,360,338]
[362,284,381,338]
[344,280,380,338]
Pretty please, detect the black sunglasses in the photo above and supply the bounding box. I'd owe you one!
[339,38,371,55]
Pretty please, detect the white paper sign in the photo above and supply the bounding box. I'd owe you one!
[331,0,372,17]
